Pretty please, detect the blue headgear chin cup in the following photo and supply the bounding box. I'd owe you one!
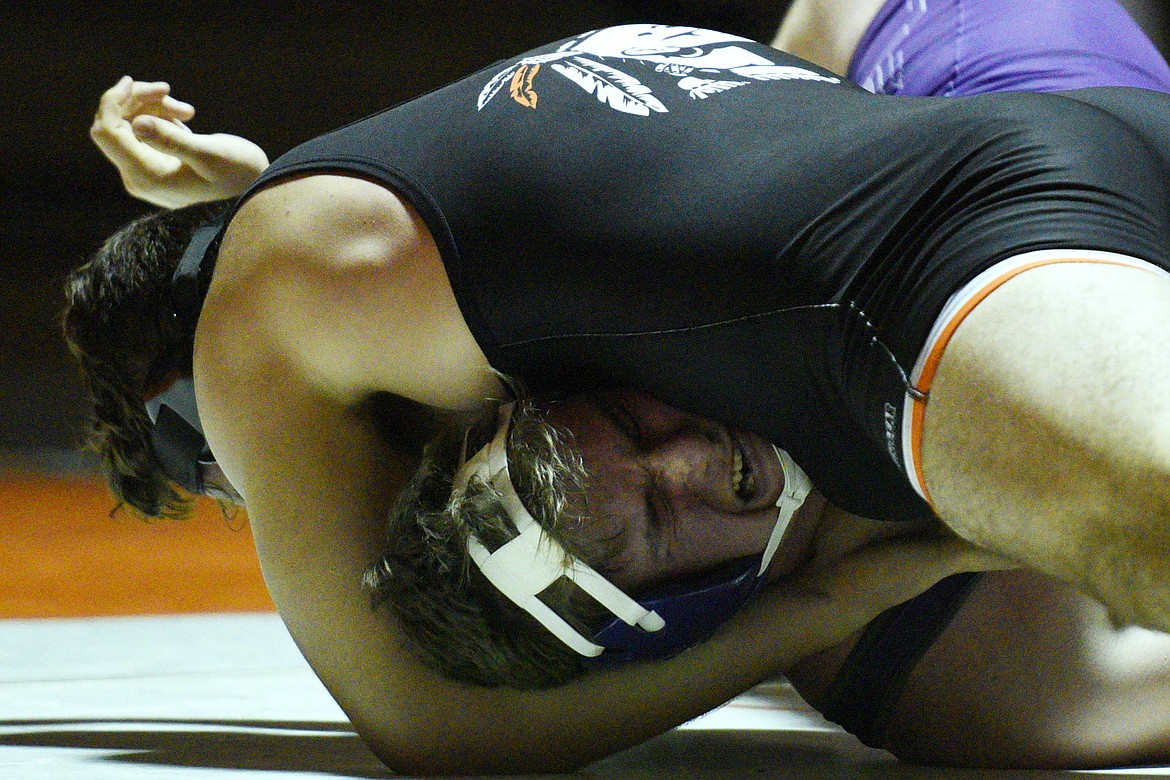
[144,223,223,495]
[454,402,813,666]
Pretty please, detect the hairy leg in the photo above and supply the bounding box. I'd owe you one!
[921,261,1170,631]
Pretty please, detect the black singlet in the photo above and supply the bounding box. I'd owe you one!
[229,25,1170,745]
[239,25,1170,526]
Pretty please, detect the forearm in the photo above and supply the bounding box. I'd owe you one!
[364,608,781,774]
[357,535,1005,774]
[202,279,1003,773]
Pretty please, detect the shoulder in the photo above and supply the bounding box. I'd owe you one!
[227,174,430,276]
[179,177,517,772]
[197,173,497,410]
[213,174,436,330]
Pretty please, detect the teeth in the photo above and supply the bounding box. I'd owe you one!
[741,460,754,499]
[732,445,754,500]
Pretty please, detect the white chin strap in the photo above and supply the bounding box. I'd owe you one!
[453,402,813,657]
[452,403,664,658]
[757,445,813,576]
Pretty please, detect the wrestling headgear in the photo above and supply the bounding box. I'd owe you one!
[144,222,223,495]
[453,401,812,665]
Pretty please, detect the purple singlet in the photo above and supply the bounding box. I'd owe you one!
[849,0,1170,96]
[831,0,1170,749]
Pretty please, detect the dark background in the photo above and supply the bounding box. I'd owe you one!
[2,1,1166,471]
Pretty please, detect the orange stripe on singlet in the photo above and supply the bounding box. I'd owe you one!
[907,254,1165,507]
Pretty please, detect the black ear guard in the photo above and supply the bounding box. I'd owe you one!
[170,224,222,327]
[147,377,213,494]
[145,222,224,494]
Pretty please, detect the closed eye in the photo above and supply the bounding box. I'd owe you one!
[595,395,645,449]
[591,394,670,562]
[645,472,673,564]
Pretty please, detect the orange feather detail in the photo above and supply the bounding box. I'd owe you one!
[510,63,540,109]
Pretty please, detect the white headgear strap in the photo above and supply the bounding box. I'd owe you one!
[757,445,813,575]
[452,403,665,657]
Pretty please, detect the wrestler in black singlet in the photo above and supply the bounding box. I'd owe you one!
[230,25,1170,744]
[238,25,1170,524]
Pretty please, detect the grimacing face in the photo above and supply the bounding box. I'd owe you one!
[203,388,827,588]
[541,390,828,590]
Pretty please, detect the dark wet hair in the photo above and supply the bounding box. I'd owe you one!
[62,200,231,518]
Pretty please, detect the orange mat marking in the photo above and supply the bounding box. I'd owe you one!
[0,471,274,617]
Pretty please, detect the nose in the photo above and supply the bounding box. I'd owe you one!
[642,428,736,513]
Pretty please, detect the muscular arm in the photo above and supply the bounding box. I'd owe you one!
[207,385,992,772]
[194,173,1005,773]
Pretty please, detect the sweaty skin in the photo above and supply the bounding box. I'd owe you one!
[193,172,1003,774]
[85,70,1012,776]
[86,4,1170,767]
[540,390,928,589]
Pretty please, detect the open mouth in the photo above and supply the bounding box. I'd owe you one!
[730,434,756,503]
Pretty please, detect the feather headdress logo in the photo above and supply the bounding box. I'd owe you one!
[477,24,840,116]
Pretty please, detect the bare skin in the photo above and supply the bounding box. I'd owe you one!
[88,69,1007,776]
[770,0,888,75]
[788,567,1170,769]
[543,389,1170,768]
[193,172,1000,774]
[922,263,1170,631]
[771,0,1170,636]
[88,3,1170,764]
[540,390,924,589]
[89,76,268,208]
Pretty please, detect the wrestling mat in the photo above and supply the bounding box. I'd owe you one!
[1,473,1167,779]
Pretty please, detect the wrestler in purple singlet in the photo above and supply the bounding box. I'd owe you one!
[849,0,1170,96]
[825,0,1170,748]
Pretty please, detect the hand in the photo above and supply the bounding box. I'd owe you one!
[90,76,269,208]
